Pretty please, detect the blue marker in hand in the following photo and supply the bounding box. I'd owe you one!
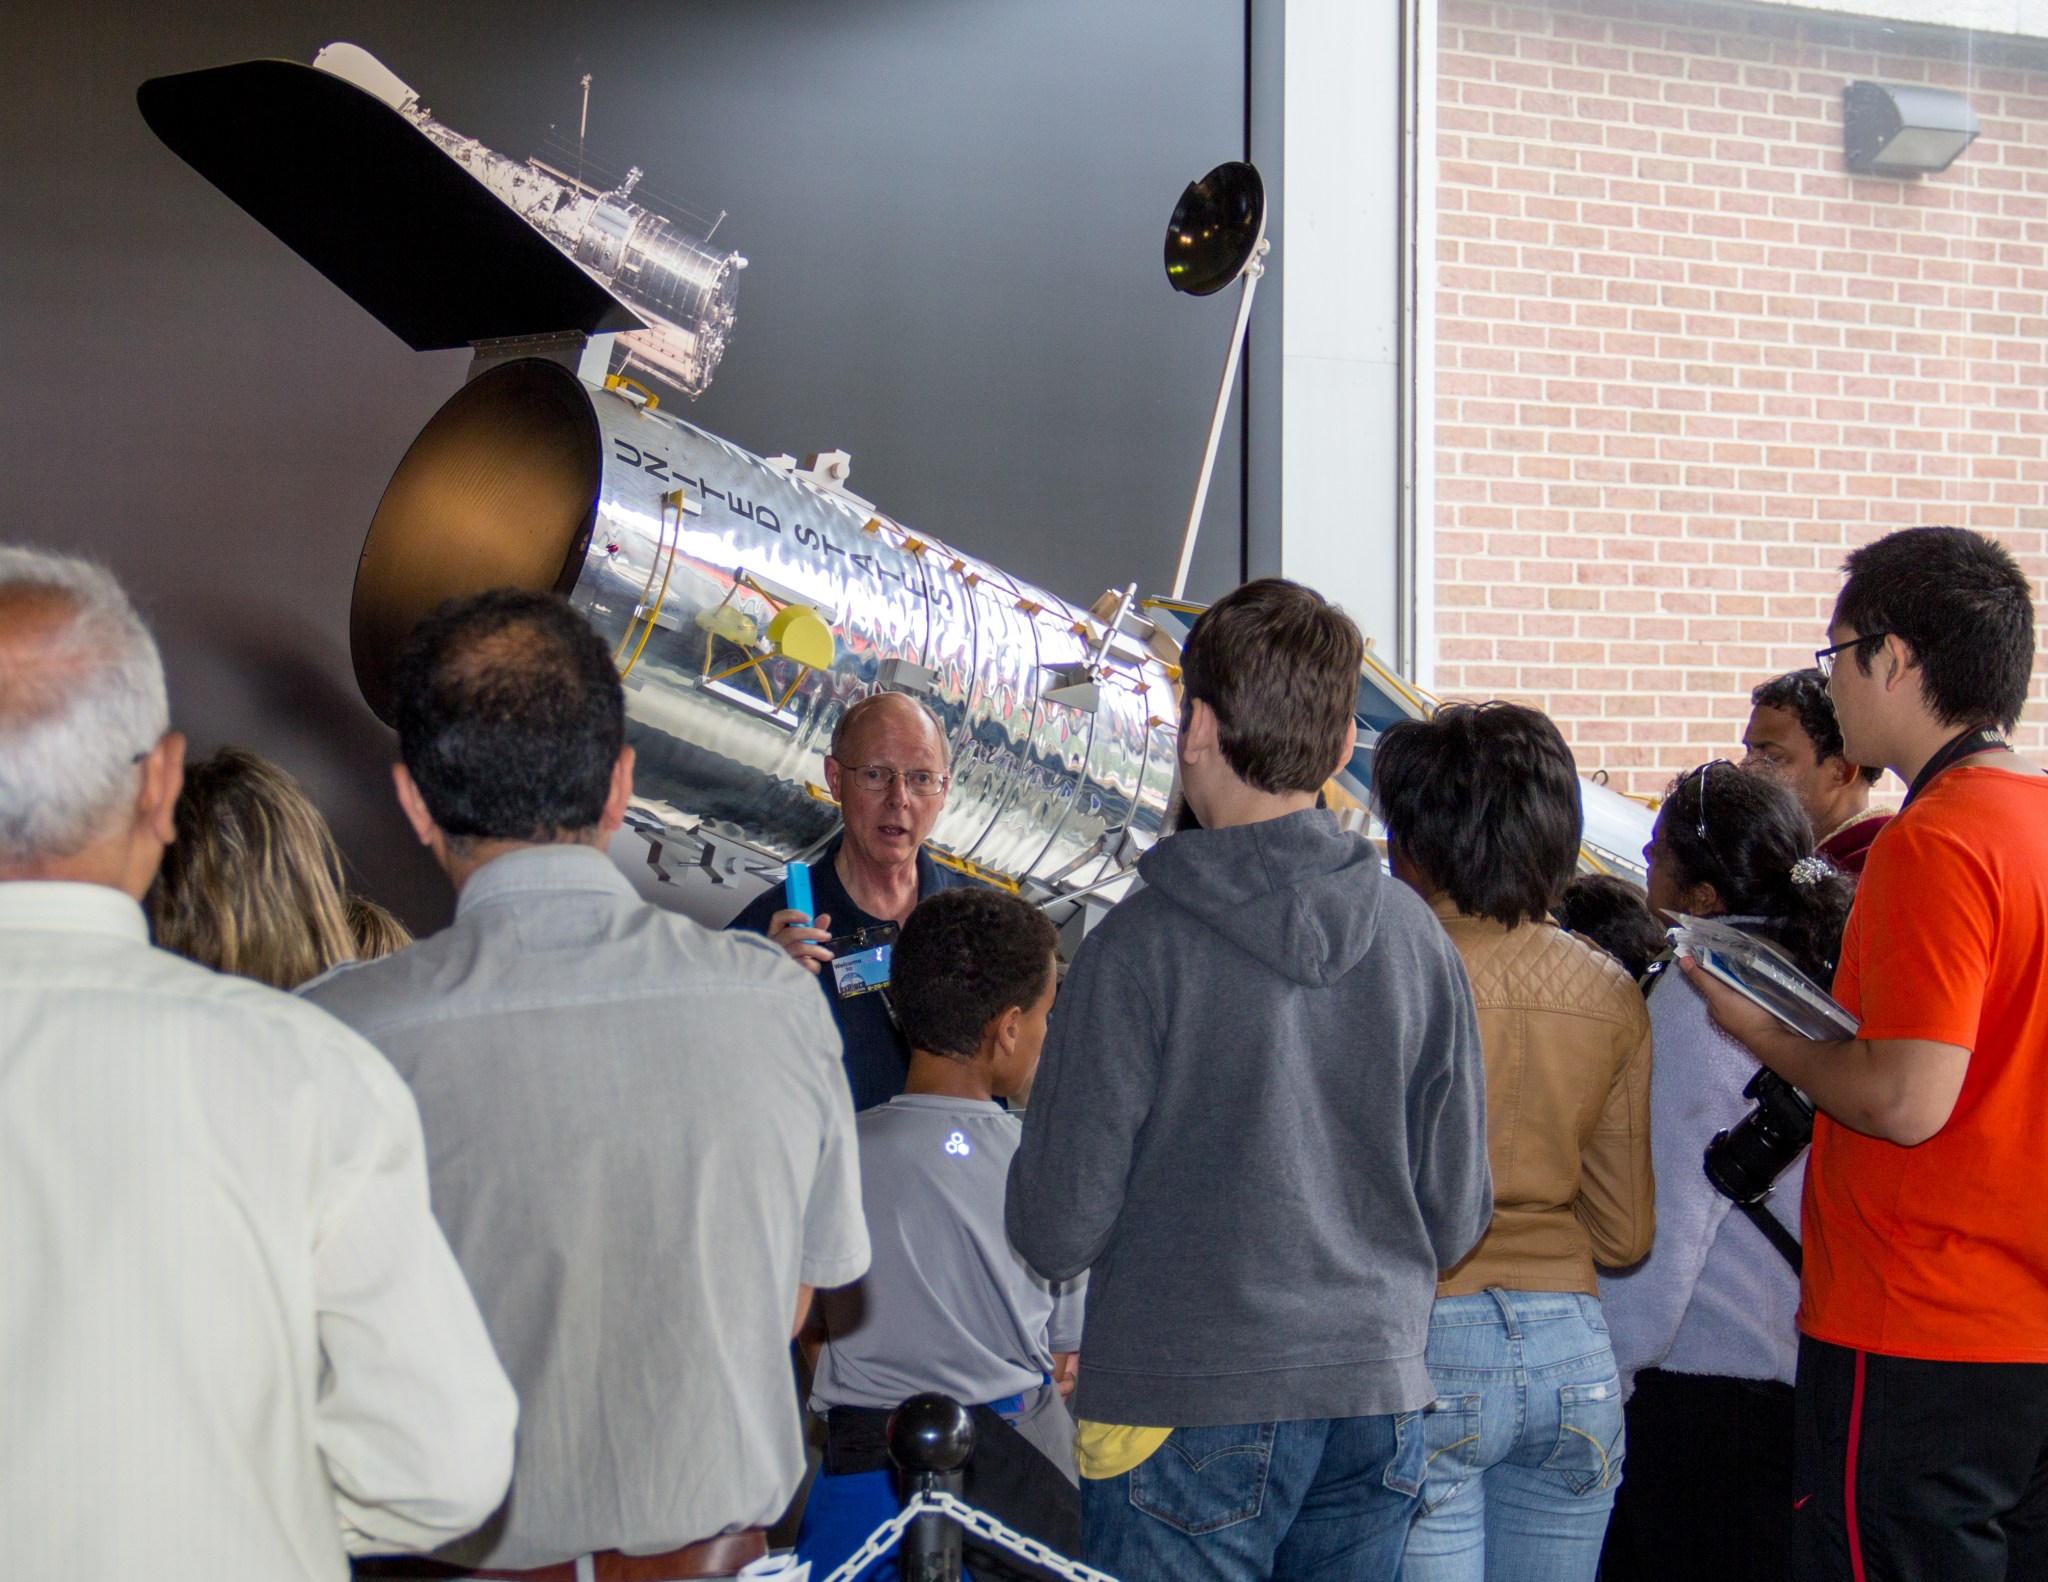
[784,860,814,921]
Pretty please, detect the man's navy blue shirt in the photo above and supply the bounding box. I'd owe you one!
[727,834,970,1111]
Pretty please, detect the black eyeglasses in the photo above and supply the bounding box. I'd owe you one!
[1815,631,1888,680]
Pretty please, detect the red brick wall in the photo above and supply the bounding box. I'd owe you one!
[1432,0,2048,798]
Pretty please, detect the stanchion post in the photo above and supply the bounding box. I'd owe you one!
[887,1393,976,1582]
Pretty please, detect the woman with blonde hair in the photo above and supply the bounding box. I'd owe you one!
[147,748,356,989]
[346,895,413,961]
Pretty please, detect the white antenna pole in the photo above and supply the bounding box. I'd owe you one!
[576,73,591,192]
[1171,240,1269,601]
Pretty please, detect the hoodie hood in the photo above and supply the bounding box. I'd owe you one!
[1136,808,1390,987]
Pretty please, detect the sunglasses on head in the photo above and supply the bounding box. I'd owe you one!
[1689,759,1737,859]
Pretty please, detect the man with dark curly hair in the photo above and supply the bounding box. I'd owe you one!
[1741,667,1889,875]
[306,589,869,1579]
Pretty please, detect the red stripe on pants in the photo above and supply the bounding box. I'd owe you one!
[1845,1349,1869,1582]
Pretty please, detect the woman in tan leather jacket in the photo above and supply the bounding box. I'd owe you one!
[1375,702,1656,1582]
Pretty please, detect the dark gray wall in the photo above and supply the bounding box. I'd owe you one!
[0,0,1246,927]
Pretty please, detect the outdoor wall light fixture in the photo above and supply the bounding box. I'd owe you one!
[1844,81,1979,175]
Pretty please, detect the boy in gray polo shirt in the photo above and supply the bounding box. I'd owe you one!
[799,888,1081,1579]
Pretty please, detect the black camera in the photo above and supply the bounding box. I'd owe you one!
[1704,1068,1815,1207]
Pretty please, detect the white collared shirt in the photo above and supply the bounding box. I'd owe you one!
[0,880,519,1582]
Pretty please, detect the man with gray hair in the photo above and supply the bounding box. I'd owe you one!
[0,546,518,1582]
[729,690,975,1109]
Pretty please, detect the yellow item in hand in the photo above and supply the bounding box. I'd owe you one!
[1074,1420,1174,1480]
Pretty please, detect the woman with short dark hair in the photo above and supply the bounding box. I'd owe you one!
[1377,702,1654,1582]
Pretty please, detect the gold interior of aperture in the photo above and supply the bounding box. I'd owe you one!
[350,358,600,724]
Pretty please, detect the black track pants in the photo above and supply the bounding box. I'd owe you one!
[1792,1335,2048,1581]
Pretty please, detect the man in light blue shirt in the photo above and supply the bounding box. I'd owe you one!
[307,588,868,1579]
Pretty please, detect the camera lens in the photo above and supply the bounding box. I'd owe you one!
[1705,1072,1815,1205]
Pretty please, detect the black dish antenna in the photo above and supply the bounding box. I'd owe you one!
[1163,161,1270,597]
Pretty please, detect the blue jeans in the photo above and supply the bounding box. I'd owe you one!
[1080,1413,1426,1581]
[1400,1289,1625,1582]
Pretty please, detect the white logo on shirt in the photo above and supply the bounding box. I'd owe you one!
[944,1131,972,1157]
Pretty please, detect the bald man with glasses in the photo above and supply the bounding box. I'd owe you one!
[729,692,973,1110]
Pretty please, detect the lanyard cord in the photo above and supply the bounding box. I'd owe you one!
[1903,726,2011,807]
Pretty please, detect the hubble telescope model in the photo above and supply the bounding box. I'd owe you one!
[139,44,1652,918]
[305,44,745,400]
[139,44,1189,909]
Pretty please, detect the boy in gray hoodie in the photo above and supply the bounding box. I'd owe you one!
[1007,577,1492,1582]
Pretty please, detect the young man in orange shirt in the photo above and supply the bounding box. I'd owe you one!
[1687,526,2048,1581]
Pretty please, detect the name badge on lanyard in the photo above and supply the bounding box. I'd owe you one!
[828,922,900,999]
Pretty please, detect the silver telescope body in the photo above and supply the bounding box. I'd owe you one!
[353,358,1182,894]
